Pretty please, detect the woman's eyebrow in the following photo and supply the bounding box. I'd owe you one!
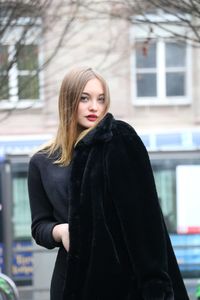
[81,92,105,96]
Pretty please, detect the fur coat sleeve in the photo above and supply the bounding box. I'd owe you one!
[105,129,174,300]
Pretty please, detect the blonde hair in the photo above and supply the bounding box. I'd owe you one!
[43,67,110,165]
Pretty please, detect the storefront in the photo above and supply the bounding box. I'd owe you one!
[147,129,200,278]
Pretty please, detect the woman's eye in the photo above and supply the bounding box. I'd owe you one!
[98,96,105,103]
[80,95,89,102]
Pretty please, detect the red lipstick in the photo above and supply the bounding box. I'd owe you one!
[86,114,98,122]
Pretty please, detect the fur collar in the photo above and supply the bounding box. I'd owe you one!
[76,113,114,147]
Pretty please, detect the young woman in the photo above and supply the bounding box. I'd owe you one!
[28,67,189,300]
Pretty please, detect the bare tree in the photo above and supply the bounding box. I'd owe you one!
[0,0,82,121]
[0,0,125,122]
[2,0,198,122]
[82,0,200,46]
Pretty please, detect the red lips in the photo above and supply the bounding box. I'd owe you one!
[86,114,98,122]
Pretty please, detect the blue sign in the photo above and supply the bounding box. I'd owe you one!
[0,136,51,161]
[0,241,33,281]
[141,131,200,151]
[170,234,200,274]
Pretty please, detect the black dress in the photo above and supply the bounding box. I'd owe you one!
[28,151,72,300]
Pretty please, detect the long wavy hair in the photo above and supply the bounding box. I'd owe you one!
[43,67,110,165]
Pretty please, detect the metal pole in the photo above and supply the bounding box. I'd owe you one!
[1,160,13,278]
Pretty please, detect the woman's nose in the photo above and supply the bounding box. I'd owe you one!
[89,100,98,111]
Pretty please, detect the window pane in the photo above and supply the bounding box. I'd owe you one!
[136,42,156,68]
[13,176,31,239]
[166,72,185,96]
[0,75,9,100]
[18,75,39,99]
[137,73,157,97]
[166,42,186,67]
[154,169,176,233]
[0,45,8,71]
[17,45,38,70]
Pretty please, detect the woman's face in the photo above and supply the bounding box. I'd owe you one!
[77,78,107,129]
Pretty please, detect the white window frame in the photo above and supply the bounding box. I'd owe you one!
[130,13,192,106]
[0,17,44,110]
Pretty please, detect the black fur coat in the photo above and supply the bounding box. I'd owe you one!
[62,113,189,300]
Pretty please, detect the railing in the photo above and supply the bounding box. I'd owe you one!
[0,273,19,300]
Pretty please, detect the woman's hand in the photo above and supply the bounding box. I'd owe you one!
[52,223,70,252]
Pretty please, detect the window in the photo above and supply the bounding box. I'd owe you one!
[13,174,31,239]
[0,7,42,109]
[11,163,31,240]
[0,44,40,104]
[151,155,200,279]
[151,156,200,234]
[133,39,191,105]
[17,44,39,100]
[165,42,186,96]
[0,45,9,100]
[153,163,176,233]
[135,41,157,98]
[131,12,192,106]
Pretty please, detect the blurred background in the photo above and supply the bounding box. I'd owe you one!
[0,0,200,299]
